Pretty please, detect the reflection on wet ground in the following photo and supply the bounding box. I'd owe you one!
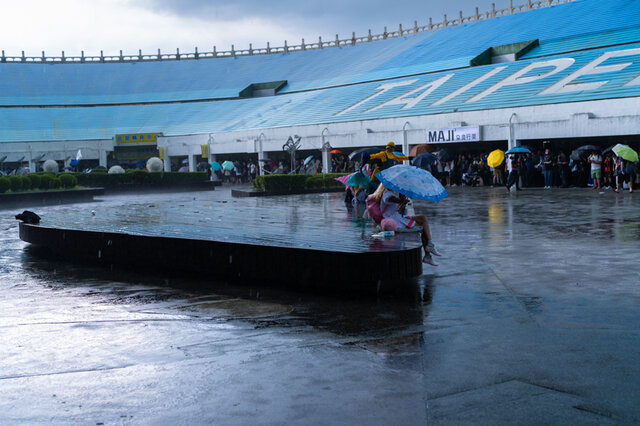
[1,186,639,424]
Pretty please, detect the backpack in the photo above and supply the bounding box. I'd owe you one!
[365,196,387,224]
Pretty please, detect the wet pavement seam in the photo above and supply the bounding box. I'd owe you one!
[0,365,135,381]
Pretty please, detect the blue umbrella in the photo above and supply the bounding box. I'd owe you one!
[210,161,222,171]
[411,153,437,168]
[376,165,448,202]
[222,160,235,171]
[505,147,531,154]
[303,155,315,166]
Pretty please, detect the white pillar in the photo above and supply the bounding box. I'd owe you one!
[189,154,197,172]
[255,135,266,176]
[99,150,108,168]
[164,155,171,172]
[258,153,269,176]
[321,128,330,173]
[28,151,35,173]
[402,122,410,165]
[508,113,518,150]
[322,150,330,173]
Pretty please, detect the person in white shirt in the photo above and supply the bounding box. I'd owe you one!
[587,151,602,190]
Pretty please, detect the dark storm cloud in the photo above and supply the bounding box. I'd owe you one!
[138,0,510,32]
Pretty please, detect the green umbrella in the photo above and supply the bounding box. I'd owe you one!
[345,171,371,188]
[612,144,638,162]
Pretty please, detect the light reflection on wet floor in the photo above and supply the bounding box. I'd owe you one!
[1,186,639,424]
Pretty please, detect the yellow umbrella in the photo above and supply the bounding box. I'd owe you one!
[487,149,505,168]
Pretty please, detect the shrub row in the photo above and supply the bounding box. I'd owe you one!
[253,173,348,192]
[72,171,208,187]
[0,172,78,193]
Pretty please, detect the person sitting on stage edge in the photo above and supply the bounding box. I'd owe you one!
[369,184,441,266]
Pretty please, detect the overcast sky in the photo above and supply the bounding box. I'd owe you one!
[1,0,513,57]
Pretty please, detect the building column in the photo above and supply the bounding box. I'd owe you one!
[99,150,108,168]
[164,156,172,172]
[28,151,35,173]
[321,128,330,173]
[258,153,269,176]
[189,154,197,172]
[508,113,518,150]
[402,122,410,165]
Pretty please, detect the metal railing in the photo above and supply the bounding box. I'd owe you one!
[0,0,574,64]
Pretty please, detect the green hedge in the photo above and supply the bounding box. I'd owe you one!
[305,173,348,189]
[25,174,41,189]
[39,174,54,189]
[253,173,348,192]
[59,173,77,188]
[0,177,9,193]
[20,175,32,190]
[73,171,208,187]
[8,176,23,192]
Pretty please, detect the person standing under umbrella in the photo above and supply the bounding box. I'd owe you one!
[369,184,441,266]
[505,155,521,191]
[615,158,635,193]
[587,150,602,190]
[369,142,409,171]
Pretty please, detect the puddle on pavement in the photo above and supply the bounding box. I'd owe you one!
[172,297,294,318]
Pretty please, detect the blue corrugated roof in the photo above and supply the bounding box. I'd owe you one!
[1,0,639,142]
[2,41,640,142]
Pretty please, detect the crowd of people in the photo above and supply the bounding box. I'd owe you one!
[203,155,357,184]
[425,148,639,192]
[181,143,640,193]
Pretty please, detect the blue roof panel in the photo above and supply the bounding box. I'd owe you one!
[1,0,639,107]
[2,40,640,142]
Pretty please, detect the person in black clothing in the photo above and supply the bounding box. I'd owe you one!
[506,155,521,191]
[557,151,569,188]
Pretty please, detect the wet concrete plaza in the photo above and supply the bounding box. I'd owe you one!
[1,186,639,424]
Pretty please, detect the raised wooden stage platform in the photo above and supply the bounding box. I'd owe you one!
[18,191,423,291]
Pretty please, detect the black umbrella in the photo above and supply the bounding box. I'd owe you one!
[411,153,437,168]
[602,145,616,155]
[197,162,211,171]
[575,144,601,152]
[348,147,380,161]
[570,149,590,161]
[437,148,453,162]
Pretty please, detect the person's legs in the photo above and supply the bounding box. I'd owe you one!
[411,214,440,261]
[411,215,431,242]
